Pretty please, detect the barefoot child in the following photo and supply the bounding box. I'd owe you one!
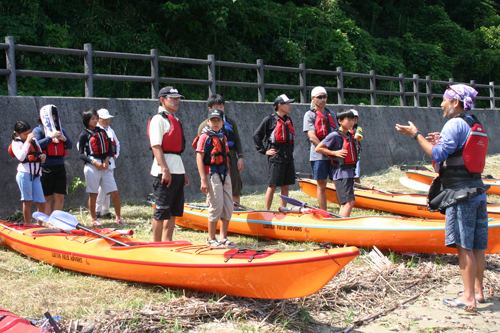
[10,121,46,224]
[194,109,235,247]
[315,109,357,217]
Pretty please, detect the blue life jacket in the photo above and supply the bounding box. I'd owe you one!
[222,115,236,148]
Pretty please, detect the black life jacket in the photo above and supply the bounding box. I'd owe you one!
[329,129,357,169]
[147,112,186,155]
[270,113,295,145]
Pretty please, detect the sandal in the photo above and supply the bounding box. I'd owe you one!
[457,291,486,303]
[91,219,101,226]
[206,238,224,248]
[219,238,235,247]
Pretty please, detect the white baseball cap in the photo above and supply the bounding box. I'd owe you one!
[350,109,359,117]
[311,86,327,98]
[97,108,114,119]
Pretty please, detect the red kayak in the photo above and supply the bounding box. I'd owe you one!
[0,308,46,333]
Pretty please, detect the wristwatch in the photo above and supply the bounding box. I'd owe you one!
[411,131,421,140]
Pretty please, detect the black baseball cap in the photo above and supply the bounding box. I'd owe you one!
[158,86,185,99]
[208,108,224,120]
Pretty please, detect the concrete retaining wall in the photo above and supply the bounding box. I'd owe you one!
[1,96,499,218]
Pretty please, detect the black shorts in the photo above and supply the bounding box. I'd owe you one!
[333,177,355,205]
[268,161,295,187]
[41,164,67,196]
[153,174,185,220]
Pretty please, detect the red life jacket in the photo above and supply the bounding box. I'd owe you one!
[147,112,185,155]
[86,128,114,157]
[8,139,42,163]
[191,133,229,166]
[436,113,488,175]
[314,109,336,139]
[329,129,357,168]
[43,140,67,157]
[270,114,295,144]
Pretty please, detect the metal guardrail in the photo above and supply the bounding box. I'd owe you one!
[1,36,498,108]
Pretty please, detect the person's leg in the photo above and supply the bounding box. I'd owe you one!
[35,201,46,225]
[52,193,65,212]
[264,186,278,210]
[219,218,230,239]
[219,176,234,243]
[207,174,223,241]
[339,201,355,217]
[109,191,121,219]
[163,216,176,242]
[96,186,105,216]
[88,193,98,220]
[44,195,53,215]
[280,185,290,207]
[233,195,240,204]
[152,218,164,242]
[453,245,477,307]
[474,250,486,302]
[22,201,33,224]
[317,179,328,210]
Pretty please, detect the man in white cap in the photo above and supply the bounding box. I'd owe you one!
[302,86,338,210]
[95,108,121,221]
[148,86,190,242]
[254,94,296,210]
[396,84,488,311]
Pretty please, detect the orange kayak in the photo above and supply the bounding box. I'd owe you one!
[405,169,500,195]
[177,205,500,254]
[298,178,500,219]
[0,308,46,333]
[0,221,358,299]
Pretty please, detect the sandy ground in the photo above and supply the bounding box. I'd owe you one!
[190,278,499,333]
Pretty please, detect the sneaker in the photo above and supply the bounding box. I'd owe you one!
[91,219,101,226]
[115,218,126,225]
[219,238,235,247]
[103,213,114,219]
[206,238,224,247]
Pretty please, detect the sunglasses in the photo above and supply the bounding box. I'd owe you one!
[314,95,328,100]
[446,85,463,99]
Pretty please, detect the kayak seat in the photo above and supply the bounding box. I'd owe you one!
[109,240,192,249]
[31,229,66,234]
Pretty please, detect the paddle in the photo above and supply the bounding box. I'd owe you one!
[353,183,393,194]
[399,165,432,172]
[398,177,430,192]
[278,206,330,217]
[278,195,344,218]
[233,202,255,211]
[32,211,130,247]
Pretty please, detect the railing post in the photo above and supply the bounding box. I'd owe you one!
[208,54,216,97]
[151,49,159,99]
[299,63,307,104]
[413,74,420,107]
[490,81,495,109]
[470,80,475,88]
[399,73,406,106]
[257,59,265,103]
[337,66,344,104]
[370,69,376,105]
[84,43,93,98]
[5,36,17,96]
[426,75,432,107]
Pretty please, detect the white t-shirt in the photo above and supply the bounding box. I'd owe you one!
[149,106,185,176]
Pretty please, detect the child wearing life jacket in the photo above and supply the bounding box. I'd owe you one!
[78,109,123,226]
[253,94,296,210]
[9,121,47,225]
[194,108,235,248]
[95,108,120,221]
[315,109,357,217]
[33,104,73,216]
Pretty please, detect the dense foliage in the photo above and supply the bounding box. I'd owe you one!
[1,0,500,106]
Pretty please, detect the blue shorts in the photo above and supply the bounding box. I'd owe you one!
[311,160,332,180]
[445,200,488,251]
[16,172,46,203]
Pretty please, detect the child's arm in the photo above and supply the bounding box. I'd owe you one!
[196,152,209,194]
[315,142,347,158]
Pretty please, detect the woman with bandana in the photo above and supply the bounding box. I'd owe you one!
[396,84,489,311]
